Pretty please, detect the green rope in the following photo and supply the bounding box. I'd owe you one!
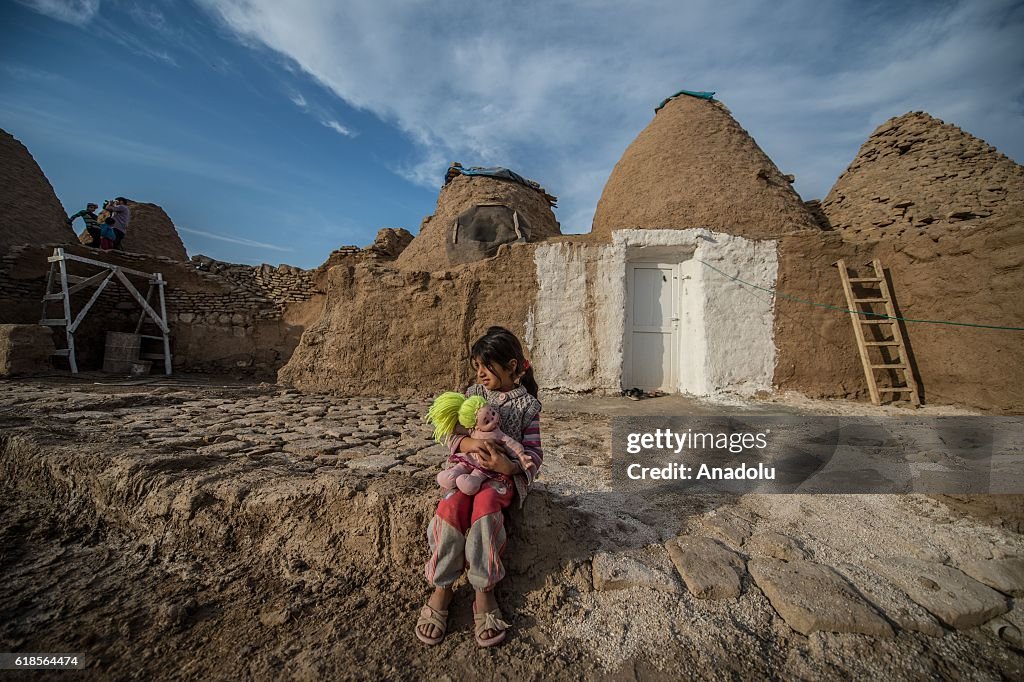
[695,259,1024,331]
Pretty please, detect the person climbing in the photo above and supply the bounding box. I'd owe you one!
[416,326,543,648]
[67,202,101,247]
[104,197,131,250]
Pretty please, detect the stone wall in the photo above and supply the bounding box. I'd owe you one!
[191,255,318,311]
[0,244,321,376]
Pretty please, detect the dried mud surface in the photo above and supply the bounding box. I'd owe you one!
[1,378,1022,680]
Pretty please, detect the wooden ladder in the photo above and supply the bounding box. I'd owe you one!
[133,274,173,373]
[836,258,920,406]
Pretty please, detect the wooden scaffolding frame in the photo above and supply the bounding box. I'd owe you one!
[40,247,172,375]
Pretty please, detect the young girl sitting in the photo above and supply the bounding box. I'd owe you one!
[415,326,543,648]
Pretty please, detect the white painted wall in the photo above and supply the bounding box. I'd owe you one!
[529,242,595,393]
[675,257,707,395]
[694,232,778,397]
[531,229,778,398]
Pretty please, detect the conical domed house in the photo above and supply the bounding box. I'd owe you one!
[591,92,820,240]
[1,128,77,252]
[277,96,1020,411]
[522,91,815,398]
[821,111,1024,238]
[396,164,562,272]
[119,201,189,261]
[771,111,1024,411]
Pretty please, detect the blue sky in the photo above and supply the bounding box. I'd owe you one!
[2,0,1022,269]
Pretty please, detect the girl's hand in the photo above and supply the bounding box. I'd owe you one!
[458,437,504,457]
[469,440,519,476]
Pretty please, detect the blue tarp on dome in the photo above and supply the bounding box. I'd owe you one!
[655,89,716,113]
[444,163,557,207]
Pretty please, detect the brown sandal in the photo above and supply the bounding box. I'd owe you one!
[415,604,449,645]
[473,607,510,647]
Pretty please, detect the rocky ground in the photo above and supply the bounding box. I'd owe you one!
[1,376,1022,680]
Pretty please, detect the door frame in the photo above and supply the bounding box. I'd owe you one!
[624,260,680,392]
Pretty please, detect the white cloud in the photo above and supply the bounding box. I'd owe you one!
[196,0,1024,230]
[3,64,63,81]
[177,226,294,252]
[15,0,100,25]
[126,3,166,30]
[287,89,356,137]
[321,119,354,137]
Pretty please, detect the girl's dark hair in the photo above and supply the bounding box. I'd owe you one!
[470,326,538,398]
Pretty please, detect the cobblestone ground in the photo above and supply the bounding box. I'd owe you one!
[1,377,1022,681]
[1,380,438,474]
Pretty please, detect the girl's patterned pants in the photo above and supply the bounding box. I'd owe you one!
[424,478,514,591]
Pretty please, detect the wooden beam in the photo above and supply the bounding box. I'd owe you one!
[113,269,168,333]
[134,282,154,334]
[874,259,921,406]
[68,272,115,332]
[58,250,160,281]
[57,252,77,374]
[66,269,114,296]
[156,275,172,376]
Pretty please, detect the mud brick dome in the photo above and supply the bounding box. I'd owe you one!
[590,94,821,239]
[396,172,561,271]
[0,128,77,253]
[821,111,1024,239]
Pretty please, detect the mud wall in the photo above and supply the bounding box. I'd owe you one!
[282,229,779,399]
[774,214,1024,412]
[278,243,539,395]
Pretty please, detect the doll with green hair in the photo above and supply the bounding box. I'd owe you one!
[426,391,535,495]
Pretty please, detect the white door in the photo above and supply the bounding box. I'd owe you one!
[626,263,677,391]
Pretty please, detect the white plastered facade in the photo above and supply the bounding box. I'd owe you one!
[527,229,778,398]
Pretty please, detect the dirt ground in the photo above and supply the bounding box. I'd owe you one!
[1,376,1022,680]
